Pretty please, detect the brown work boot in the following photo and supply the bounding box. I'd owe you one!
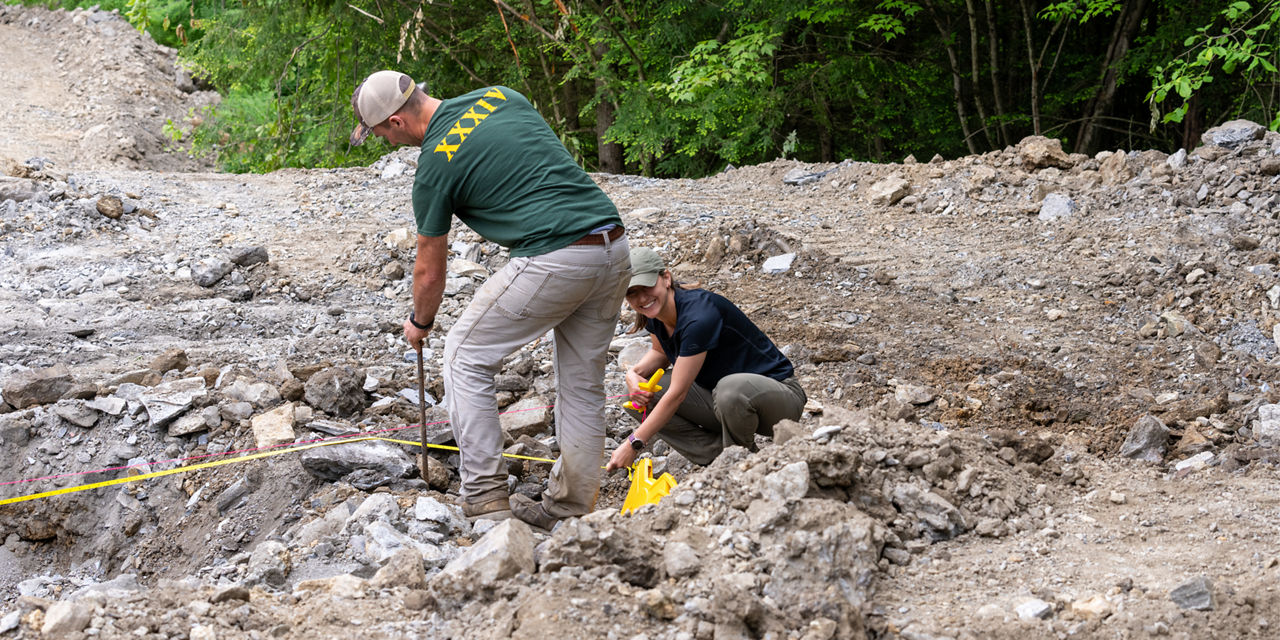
[510,494,559,532]
[462,496,512,522]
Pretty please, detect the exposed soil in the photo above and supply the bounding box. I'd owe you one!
[1,5,1279,640]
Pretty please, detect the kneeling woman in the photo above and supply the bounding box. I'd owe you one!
[606,247,806,471]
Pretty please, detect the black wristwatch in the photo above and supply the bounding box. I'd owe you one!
[408,311,432,331]
[628,433,645,451]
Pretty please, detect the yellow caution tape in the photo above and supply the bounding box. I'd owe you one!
[0,438,362,507]
[2,432,675,510]
[0,436,561,507]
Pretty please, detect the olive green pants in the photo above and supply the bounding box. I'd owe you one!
[625,372,806,465]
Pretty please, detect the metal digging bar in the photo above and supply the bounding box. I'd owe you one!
[417,348,429,484]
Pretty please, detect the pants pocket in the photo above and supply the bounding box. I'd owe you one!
[494,260,595,320]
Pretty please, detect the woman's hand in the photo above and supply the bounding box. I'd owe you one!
[624,368,655,410]
[606,442,639,472]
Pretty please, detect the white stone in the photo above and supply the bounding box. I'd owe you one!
[449,259,489,279]
[1038,193,1078,222]
[1174,451,1214,472]
[251,403,296,448]
[380,160,409,180]
[761,462,809,503]
[385,228,415,251]
[436,519,535,586]
[762,253,795,274]
[1015,598,1053,620]
[42,601,92,635]
[1254,403,1280,446]
[85,396,126,415]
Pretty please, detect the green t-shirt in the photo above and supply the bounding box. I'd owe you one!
[412,86,620,257]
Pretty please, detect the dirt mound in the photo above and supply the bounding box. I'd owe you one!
[0,4,216,172]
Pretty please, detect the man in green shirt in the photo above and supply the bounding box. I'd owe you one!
[350,70,631,530]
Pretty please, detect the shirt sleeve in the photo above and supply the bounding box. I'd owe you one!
[412,181,454,238]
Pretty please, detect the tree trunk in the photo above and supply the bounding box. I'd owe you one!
[1017,0,1040,134]
[963,0,994,148]
[924,0,979,155]
[595,93,623,174]
[1181,94,1203,152]
[984,0,1010,146]
[1074,0,1149,153]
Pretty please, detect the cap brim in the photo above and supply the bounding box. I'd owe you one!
[349,123,372,146]
[628,271,659,289]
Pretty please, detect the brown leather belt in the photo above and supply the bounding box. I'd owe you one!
[569,225,625,245]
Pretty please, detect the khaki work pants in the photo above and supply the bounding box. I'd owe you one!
[627,371,806,465]
[444,234,630,518]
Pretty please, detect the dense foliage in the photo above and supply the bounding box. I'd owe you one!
[22,0,1280,176]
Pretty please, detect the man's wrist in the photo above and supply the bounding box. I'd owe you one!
[408,311,433,331]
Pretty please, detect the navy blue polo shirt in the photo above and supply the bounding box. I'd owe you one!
[645,287,793,390]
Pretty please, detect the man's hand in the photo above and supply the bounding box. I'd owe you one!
[606,443,639,472]
[403,318,429,352]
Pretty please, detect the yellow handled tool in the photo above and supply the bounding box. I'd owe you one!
[621,457,678,514]
[623,368,664,411]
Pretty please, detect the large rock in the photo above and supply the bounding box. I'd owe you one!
[192,258,234,288]
[41,601,92,635]
[538,511,661,587]
[371,548,428,590]
[251,403,296,448]
[0,176,39,203]
[298,438,416,481]
[53,400,99,428]
[96,195,123,219]
[760,461,810,503]
[1170,576,1215,611]
[1201,119,1264,148]
[1018,136,1071,169]
[866,176,910,206]
[223,379,282,408]
[245,540,290,587]
[1099,151,1132,184]
[149,348,188,373]
[2,365,73,409]
[1119,414,1169,462]
[138,376,208,428]
[499,396,552,439]
[0,414,32,446]
[890,480,966,541]
[230,245,269,267]
[1254,403,1280,447]
[304,366,367,417]
[435,518,536,588]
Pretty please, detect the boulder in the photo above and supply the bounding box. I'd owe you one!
[435,518,536,588]
[304,366,367,417]
[138,376,207,428]
[1201,119,1264,148]
[499,396,552,439]
[1119,414,1169,462]
[866,176,911,206]
[1018,136,1071,169]
[298,438,416,481]
[251,403,296,448]
[2,365,73,409]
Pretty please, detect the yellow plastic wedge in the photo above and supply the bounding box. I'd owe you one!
[621,457,678,514]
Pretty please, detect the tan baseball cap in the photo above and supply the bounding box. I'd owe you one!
[628,247,665,289]
[349,70,415,145]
